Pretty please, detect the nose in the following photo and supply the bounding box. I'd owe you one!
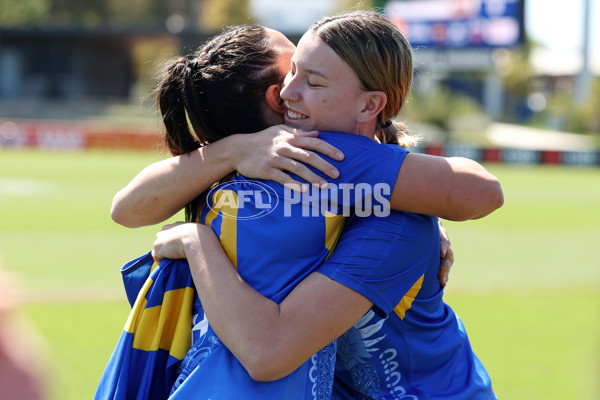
[280,73,300,103]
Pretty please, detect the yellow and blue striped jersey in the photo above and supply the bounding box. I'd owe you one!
[95,253,197,400]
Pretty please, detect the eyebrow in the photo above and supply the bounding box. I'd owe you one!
[291,59,329,80]
[305,68,328,80]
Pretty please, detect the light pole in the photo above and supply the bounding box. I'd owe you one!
[574,0,592,105]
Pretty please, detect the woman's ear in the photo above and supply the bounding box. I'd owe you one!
[357,91,387,123]
[265,84,286,115]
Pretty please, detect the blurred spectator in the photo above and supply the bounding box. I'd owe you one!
[0,263,50,400]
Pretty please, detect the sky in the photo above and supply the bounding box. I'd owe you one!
[525,0,598,71]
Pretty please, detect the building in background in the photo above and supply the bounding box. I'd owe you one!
[384,0,524,120]
[0,0,597,135]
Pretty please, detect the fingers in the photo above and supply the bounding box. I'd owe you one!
[152,230,165,264]
[437,218,450,257]
[278,141,342,182]
[292,129,319,138]
[250,125,346,188]
[263,146,332,188]
[278,125,319,138]
[151,249,162,265]
[289,135,344,161]
[438,248,454,288]
[440,241,448,258]
[153,226,175,263]
[444,247,454,266]
[273,155,331,187]
[438,261,451,288]
[267,168,310,192]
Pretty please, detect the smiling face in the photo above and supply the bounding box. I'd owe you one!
[279,31,372,136]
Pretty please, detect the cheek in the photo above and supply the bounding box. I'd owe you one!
[305,93,327,110]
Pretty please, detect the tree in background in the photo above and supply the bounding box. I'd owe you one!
[494,44,535,123]
[334,0,374,13]
[199,0,251,32]
[48,0,107,26]
[0,0,48,26]
[105,0,169,27]
[549,77,600,134]
[0,0,171,28]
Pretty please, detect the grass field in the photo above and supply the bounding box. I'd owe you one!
[1,148,599,399]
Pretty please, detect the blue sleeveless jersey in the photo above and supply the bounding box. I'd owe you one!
[317,212,497,399]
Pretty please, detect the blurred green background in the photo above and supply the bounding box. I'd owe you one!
[1,0,599,399]
[0,148,598,399]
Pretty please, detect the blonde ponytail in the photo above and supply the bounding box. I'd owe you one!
[376,120,420,149]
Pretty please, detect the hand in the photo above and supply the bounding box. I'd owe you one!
[437,219,454,287]
[233,125,345,190]
[152,222,201,264]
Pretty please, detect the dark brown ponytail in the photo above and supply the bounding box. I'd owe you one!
[154,25,282,221]
[157,57,202,157]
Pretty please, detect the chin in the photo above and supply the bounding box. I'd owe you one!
[283,113,309,129]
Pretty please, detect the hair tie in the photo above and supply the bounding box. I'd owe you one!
[183,60,203,136]
[381,120,393,129]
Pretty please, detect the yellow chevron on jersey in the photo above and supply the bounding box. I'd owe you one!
[206,189,239,269]
[325,212,345,257]
[393,274,424,320]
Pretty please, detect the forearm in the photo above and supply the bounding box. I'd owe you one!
[391,153,504,221]
[111,127,344,228]
[181,227,370,382]
[111,136,238,227]
[445,156,504,220]
[182,233,293,380]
